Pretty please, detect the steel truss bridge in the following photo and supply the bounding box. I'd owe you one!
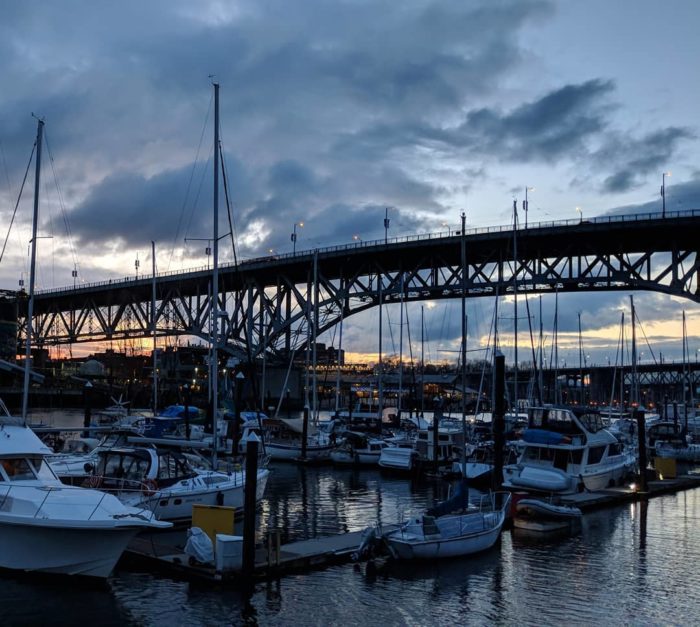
[20,209,700,362]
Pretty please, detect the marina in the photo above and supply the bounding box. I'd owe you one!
[2,442,700,624]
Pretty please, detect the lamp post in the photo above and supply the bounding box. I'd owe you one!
[72,265,78,288]
[384,207,390,244]
[291,222,304,254]
[576,206,583,223]
[134,255,140,279]
[661,171,671,218]
[524,187,534,228]
[352,234,361,243]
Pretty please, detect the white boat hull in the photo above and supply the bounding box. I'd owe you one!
[385,522,502,560]
[266,442,333,461]
[0,518,139,577]
[378,447,416,471]
[126,469,270,521]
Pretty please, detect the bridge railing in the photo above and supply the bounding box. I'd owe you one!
[36,207,700,296]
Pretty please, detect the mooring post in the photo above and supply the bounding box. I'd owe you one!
[492,353,506,495]
[301,405,309,460]
[634,407,648,494]
[433,397,442,472]
[82,381,93,438]
[242,433,260,580]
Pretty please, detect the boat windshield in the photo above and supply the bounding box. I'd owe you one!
[529,408,581,435]
[99,452,150,481]
[579,413,605,433]
[0,457,36,481]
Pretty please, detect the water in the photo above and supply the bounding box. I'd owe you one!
[4,411,700,625]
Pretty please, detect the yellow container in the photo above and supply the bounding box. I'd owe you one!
[192,504,236,547]
[654,456,677,480]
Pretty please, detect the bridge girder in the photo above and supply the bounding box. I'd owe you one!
[20,213,700,358]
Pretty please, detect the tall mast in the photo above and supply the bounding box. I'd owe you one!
[151,241,157,414]
[211,82,220,466]
[397,272,404,419]
[420,305,425,417]
[334,278,344,415]
[578,312,584,405]
[512,199,518,414]
[460,212,467,474]
[21,117,44,424]
[312,249,319,422]
[377,275,384,420]
[553,290,559,404]
[630,295,638,407]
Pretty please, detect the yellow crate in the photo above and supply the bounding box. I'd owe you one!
[191,504,236,546]
[654,457,677,480]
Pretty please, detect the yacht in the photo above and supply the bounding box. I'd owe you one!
[87,444,269,522]
[0,407,169,578]
[503,406,636,494]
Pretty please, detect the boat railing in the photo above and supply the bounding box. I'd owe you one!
[0,482,120,521]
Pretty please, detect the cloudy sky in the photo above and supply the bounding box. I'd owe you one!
[0,0,698,366]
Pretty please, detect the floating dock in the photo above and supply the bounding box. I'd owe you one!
[123,472,700,584]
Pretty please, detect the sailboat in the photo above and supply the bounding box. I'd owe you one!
[0,117,170,579]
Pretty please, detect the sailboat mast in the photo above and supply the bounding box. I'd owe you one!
[312,249,319,422]
[630,295,638,407]
[420,305,425,417]
[21,117,44,424]
[334,281,344,415]
[211,82,220,465]
[512,200,518,414]
[460,212,467,472]
[377,275,384,420]
[151,241,157,414]
[398,272,404,418]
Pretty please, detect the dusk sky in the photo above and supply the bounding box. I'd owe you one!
[0,0,698,367]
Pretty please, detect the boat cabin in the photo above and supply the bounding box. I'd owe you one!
[94,447,197,491]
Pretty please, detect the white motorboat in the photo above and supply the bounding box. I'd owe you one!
[330,431,387,466]
[0,408,170,578]
[381,489,511,560]
[503,406,637,495]
[264,417,335,462]
[89,445,269,521]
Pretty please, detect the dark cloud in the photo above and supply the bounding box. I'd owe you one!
[598,127,694,193]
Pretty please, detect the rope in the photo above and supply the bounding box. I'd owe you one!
[0,141,35,265]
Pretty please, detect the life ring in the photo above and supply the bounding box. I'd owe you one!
[83,475,102,489]
[142,479,158,496]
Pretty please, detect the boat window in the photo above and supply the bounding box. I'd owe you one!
[545,409,578,434]
[570,449,583,464]
[580,413,604,433]
[102,454,126,478]
[1,457,35,481]
[553,450,569,471]
[29,457,57,481]
[587,446,606,464]
[122,456,148,481]
[608,443,622,456]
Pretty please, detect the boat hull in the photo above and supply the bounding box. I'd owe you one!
[266,442,333,462]
[0,518,138,577]
[385,524,502,560]
[131,469,270,521]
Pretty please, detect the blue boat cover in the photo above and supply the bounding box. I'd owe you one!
[522,429,566,445]
[426,478,470,517]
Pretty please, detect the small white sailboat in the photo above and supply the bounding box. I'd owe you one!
[381,482,511,560]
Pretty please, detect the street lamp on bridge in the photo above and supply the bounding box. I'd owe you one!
[661,171,671,218]
[524,187,534,228]
[291,222,304,254]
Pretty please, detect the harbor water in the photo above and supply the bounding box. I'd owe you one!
[3,412,700,625]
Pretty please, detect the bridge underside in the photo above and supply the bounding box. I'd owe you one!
[21,215,700,361]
